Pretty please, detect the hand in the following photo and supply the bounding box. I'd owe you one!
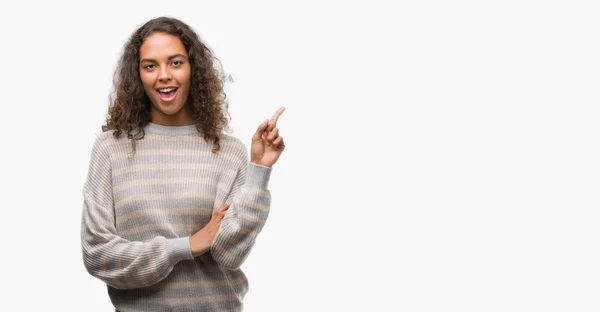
[251,107,286,168]
[189,202,231,257]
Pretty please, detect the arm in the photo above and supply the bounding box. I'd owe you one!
[209,158,272,270]
[211,108,285,270]
[80,135,193,289]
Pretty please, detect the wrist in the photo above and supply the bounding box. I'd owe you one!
[251,160,272,168]
[189,235,209,258]
[246,162,273,189]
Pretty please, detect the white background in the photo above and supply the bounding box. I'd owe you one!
[0,0,598,311]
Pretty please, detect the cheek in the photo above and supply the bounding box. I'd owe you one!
[178,68,192,88]
[139,73,154,91]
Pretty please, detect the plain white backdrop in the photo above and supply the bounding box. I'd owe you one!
[0,0,598,311]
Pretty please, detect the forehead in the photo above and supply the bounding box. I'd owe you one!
[139,32,187,60]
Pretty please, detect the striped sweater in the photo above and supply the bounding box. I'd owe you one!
[80,122,272,312]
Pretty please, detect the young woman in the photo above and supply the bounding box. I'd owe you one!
[80,16,285,311]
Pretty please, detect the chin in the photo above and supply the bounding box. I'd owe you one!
[161,108,184,116]
[153,101,181,113]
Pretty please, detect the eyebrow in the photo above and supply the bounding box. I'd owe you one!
[140,53,187,63]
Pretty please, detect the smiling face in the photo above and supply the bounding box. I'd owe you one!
[139,32,193,126]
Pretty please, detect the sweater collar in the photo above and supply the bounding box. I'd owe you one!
[144,122,201,136]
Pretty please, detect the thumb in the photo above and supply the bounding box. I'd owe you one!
[252,119,269,141]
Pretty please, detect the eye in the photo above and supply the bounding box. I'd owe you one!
[143,64,155,70]
[172,60,183,66]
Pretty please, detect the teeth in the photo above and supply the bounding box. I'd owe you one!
[158,88,176,92]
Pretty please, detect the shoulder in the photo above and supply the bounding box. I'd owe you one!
[218,133,248,164]
[95,129,127,145]
[219,133,245,149]
[90,130,129,157]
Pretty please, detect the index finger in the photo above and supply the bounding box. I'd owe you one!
[217,202,231,211]
[267,107,286,130]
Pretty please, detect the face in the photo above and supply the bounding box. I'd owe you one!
[139,32,193,126]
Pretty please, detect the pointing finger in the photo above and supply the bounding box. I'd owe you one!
[220,203,231,211]
[267,107,285,131]
[271,107,285,123]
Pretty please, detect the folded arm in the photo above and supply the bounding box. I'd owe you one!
[210,161,272,270]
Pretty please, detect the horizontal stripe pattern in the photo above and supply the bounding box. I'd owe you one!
[81,125,272,311]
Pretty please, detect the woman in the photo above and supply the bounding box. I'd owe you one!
[80,16,285,311]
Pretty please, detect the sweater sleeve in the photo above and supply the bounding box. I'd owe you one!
[80,134,194,290]
[210,149,272,270]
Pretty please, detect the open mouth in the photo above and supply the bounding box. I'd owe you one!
[157,87,178,102]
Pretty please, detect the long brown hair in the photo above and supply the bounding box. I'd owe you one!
[102,16,231,153]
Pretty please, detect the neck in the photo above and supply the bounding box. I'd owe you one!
[150,105,195,126]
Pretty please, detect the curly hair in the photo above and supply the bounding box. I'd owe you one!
[102,16,232,153]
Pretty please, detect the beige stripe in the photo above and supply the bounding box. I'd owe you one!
[113,163,237,178]
[183,263,223,273]
[118,207,212,224]
[232,199,270,213]
[118,191,215,207]
[220,223,254,236]
[118,223,177,237]
[217,226,256,247]
[145,294,239,305]
[116,200,268,226]
[113,177,231,194]
[239,187,270,198]
[112,148,241,163]
[165,262,223,274]
[237,213,267,226]
[165,275,247,289]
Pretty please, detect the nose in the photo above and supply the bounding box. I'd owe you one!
[158,66,172,83]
